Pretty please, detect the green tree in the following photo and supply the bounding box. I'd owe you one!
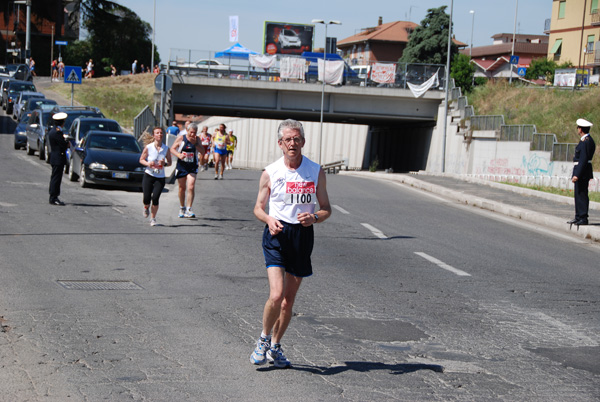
[67,0,159,76]
[400,6,458,64]
[451,53,475,93]
[525,57,572,84]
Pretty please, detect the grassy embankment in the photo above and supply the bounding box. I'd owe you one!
[49,74,155,132]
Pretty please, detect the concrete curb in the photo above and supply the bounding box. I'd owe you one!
[339,171,600,243]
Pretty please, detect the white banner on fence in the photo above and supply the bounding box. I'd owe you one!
[249,54,277,70]
[371,63,396,84]
[407,71,439,98]
[229,16,239,42]
[280,57,306,80]
[318,59,344,85]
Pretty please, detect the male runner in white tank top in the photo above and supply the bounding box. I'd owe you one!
[250,119,332,368]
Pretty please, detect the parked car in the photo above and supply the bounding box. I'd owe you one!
[68,131,144,189]
[279,29,302,49]
[25,106,54,160]
[12,91,45,120]
[13,111,32,150]
[0,64,32,81]
[18,98,57,122]
[173,59,228,77]
[65,117,122,173]
[49,105,104,133]
[3,80,36,115]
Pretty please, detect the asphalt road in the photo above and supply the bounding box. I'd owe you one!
[1,106,599,401]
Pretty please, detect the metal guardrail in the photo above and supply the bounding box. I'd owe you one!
[470,115,504,131]
[531,133,557,152]
[133,105,156,139]
[552,143,577,161]
[499,124,536,141]
[322,159,347,174]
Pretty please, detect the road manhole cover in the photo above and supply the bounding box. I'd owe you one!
[57,280,143,290]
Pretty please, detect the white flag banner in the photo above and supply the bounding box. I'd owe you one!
[407,71,439,98]
[249,54,277,69]
[318,59,344,85]
[280,57,306,79]
[371,63,396,84]
[229,16,239,43]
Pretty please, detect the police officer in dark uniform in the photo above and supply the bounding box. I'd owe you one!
[48,112,69,205]
[568,118,596,226]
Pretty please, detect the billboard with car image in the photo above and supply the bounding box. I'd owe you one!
[263,22,314,55]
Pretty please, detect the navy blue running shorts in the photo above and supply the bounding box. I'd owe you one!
[262,221,314,277]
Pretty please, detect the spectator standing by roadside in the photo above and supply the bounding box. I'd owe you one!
[29,58,36,77]
[132,60,138,74]
[250,119,332,368]
[166,121,180,136]
[51,59,59,81]
[139,127,172,227]
[85,59,94,79]
[153,64,160,74]
[58,60,64,78]
[170,122,205,218]
[48,112,69,206]
[111,64,117,77]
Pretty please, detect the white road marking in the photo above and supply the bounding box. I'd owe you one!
[112,207,125,214]
[17,154,42,168]
[361,223,388,239]
[414,252,472,277]
[0,202,17,207]
[333,204,349,214]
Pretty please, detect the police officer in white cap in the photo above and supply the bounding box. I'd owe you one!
[568,118,596,226]
[48,112,69,205]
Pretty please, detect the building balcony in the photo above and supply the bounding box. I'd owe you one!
[592,10,600,26]
[585,51,600,65]
[544,18,551,33]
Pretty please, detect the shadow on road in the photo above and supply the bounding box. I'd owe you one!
[258,361,444,375]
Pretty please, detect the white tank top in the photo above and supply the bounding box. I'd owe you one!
[266,156,320,224]
[144,142,169,178]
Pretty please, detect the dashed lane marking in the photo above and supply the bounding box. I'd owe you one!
[361,223,388,239]
[333,204,349,214]
[414,252,472,277]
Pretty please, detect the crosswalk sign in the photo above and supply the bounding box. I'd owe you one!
[64,66,82,84]
[517,67,527,77]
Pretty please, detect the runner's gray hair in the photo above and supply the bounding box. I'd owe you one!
[277,119,304,140]
[188,122,199,132]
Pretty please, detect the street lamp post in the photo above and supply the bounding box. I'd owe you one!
[441,0,453,173]
[469,10,475,58]
[312,19,341,166]
[151,0,156,72]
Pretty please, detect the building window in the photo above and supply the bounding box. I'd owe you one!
[587,35,595,53]
[550,38,563,60]
[558,1,566,19]
[592,0,599,14]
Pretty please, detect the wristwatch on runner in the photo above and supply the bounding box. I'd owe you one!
[313,213,319,222]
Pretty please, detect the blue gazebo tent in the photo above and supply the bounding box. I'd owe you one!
[215,43,259,60]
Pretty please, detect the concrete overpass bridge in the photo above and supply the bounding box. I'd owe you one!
[163,75,448,171]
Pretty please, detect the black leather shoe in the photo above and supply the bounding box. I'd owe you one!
[50,199,65,206]
[574,220,588,226]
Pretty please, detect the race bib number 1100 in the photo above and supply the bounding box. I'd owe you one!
[285,181,316,204]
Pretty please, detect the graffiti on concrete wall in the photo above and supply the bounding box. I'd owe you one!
[522,154,554,176]
[485,158,526,175]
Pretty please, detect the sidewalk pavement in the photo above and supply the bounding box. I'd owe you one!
[340,171,600,243]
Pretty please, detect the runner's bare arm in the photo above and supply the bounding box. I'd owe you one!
[169,136,183,159]
[139,146,150,167]
[254,170,284,234]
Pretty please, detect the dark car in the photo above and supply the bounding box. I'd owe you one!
[19,98,58,121]
[0,64,32,81]
[65,117,122,173]
[13,111,32,150]
[25,107,54,158]
[68,131,144,189]
[12,91,45,120]
[3,80,36,114]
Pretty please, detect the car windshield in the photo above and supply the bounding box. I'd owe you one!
[28,100,56,110]
[20,113,31,123]
[80,120,121,135]
[87,135,141,153]
[283,30,297,36]
[9,84,35,92]
[20,94,41,102]
[63,112,103,131]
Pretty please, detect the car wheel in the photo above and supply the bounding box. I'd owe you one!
[44,142,50,164]
[14,142,19,150]
[38,141,45,160]
[80,165,89,188]
[68,159,79,181]
[26,141,34,155]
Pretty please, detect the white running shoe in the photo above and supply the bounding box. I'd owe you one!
[250,337,270,365]
[267,344,291,368]
[143,207,149,218]
[150,218,157,226]
[219,174,224,180]
[184,209,196,218]
[178,207,185,218]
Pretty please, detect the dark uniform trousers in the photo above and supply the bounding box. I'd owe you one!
[48,127,69,202]
[572,135,596,221]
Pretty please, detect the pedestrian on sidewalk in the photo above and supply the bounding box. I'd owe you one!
[569,118,596,226]
[48,112,69,206]
[250,119,332,368]
[140,127,172,227]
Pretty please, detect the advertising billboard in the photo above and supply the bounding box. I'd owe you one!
[263,22,314,55]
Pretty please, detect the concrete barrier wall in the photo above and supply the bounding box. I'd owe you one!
[198,117,368,170]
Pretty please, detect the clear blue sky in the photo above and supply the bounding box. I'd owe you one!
[115,0,551,61]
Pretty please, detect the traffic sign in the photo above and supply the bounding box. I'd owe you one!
[64,66,82,84]
[55,40,68,46]
[517,67,527,77]
[510,55,520,65]
[154,74,172,91]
